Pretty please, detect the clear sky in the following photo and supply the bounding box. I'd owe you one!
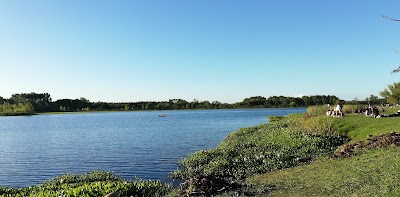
[0,1,399,103]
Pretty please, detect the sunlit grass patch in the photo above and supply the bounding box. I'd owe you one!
[332,114,400,142]
[248,147,400,197]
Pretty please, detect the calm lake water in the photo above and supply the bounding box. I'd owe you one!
[0,108,306,187]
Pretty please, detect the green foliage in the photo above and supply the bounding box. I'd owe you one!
[307,104,365,116]
[9,92,51,112]
[0,103,34,116]
[241,96,267,108]
[249,147,400,196]
[342,104,363,114]
[171,117,346,185]
[301,95,340,106]
[265,96,305,108]
[307,105,327,116]
[266,115,286,122]
[380,82,400,105]
[0,171,173,197]
[290,114,336,135]
[0,92,349,115]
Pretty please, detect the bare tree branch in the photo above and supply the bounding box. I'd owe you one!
[391,66,400,74]
[383,15,400,74]
[383,15,400,22]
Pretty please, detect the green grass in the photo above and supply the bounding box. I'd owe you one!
[383,106,400,115]
[249,147,400,197]
[333,114,400,142]
[245,108,400,197]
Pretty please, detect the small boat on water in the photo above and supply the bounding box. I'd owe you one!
[159,114,167,117]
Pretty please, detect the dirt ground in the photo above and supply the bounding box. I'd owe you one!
[331,132,400,159]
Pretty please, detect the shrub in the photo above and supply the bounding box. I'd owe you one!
[307,105,328,116]
[0,171,173,197]
[342,104,366,114]
[267,115,286,122]
[290,113,336,135]
[171,117,346,195]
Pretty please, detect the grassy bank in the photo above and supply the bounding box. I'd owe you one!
[171,106,400,196]
[245,107,400,197]
[249,147,400,196]
[170,112,347,196]
[333,114,400,142]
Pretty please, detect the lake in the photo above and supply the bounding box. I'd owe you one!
[0,108,306,187]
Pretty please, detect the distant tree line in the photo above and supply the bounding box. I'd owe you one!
[0,92,386,114]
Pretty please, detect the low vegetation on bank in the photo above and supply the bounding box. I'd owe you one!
[170,115,346,196]
[0,171,172,197]
[1,106,399,196]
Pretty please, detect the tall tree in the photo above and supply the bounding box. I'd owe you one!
[10,92,52,112]
[380,82,400,105]
[242,96,267,107]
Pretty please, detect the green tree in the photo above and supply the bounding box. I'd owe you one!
[201,101,211,109]
[365,95,379,105]
[59,106,67,111]
[10,92,52,112]
[211,101,222,109]
[145,102,156,110]
[0,103,34,114]
[124,104,130,111]
[169,99,188,109]
[156,102,166,110]
[0,96,4,104]
[380,82,400,105]
[242,96,267,107]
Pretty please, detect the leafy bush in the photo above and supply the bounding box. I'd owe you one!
[0,171,173,197]
[307,105,328,116]
[266,115,286,122]
[290,113,336,135]
[171,117,346,195]
[342,104,366,114]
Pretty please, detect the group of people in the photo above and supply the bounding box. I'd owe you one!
[326,103,344,117]
[363,106,382,118]
[324,103,400,118]
[357,105,400,118]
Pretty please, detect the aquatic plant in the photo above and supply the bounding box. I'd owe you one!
[0,171,173,197]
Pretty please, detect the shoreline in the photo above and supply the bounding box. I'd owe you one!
[1,107,308,117]
[3,107,399,196]
[0,108,306,190]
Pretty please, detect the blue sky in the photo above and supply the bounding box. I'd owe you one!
[0,1,399,103]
